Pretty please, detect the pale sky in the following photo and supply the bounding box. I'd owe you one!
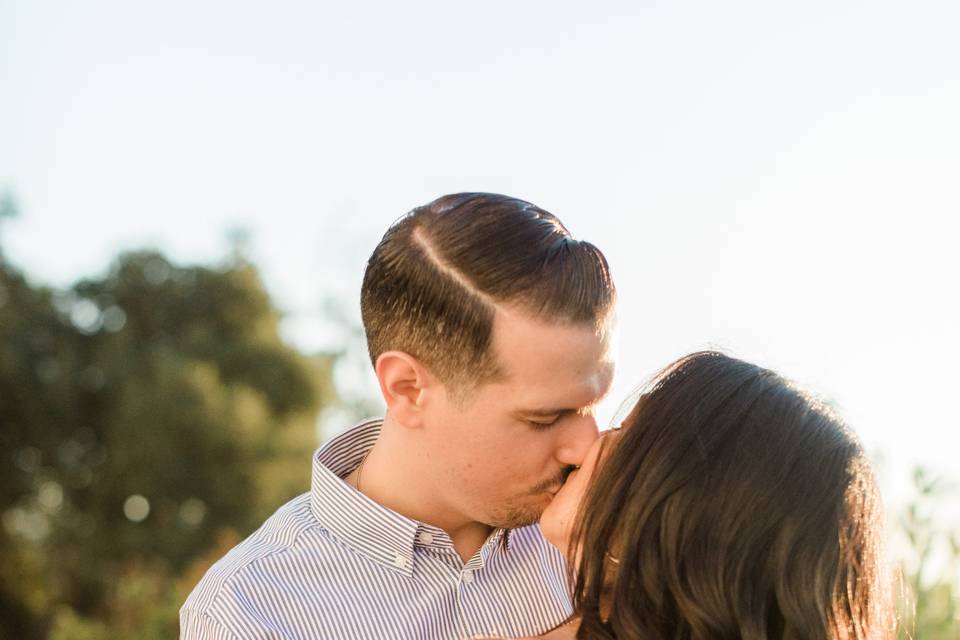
[2,0,958,514]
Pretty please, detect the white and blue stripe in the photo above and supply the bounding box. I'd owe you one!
[180,419,572,639]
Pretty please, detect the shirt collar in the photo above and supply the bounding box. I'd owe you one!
[309,418,509,575]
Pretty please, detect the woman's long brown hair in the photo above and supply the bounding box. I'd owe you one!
[569,352,893,639]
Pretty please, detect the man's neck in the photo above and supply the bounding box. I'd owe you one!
[343,421,492,563]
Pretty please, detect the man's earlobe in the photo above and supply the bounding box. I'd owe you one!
[374,351,430,428]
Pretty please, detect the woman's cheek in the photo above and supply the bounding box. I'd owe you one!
[542,431,617,554]
[543,472,584,552]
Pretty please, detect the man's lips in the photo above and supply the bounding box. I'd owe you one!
[533,465,576,497]
[544,482,565,497]
[532,483,561,498]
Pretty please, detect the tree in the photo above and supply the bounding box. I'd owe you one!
[896,467,960,639]
[1,248,333,638]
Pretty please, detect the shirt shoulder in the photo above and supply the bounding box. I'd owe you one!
[180,492,318,619]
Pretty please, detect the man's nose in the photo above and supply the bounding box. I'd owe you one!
[556,413,600,468]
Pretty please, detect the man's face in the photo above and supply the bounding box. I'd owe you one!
[422,306,616,529]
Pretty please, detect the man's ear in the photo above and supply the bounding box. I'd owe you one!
[374,351,434,428]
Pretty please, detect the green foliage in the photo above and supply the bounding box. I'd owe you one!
[0,248,332,638]
[896,467,960,639]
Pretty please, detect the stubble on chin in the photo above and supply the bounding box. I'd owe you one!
[486,495,550,530]
[484,469,572,529]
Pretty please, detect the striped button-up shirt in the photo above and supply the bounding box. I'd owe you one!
[180,419,572,639]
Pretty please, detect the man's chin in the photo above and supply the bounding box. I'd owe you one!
[488,497,550,529]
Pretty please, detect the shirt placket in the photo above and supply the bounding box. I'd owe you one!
[456,532,508,639]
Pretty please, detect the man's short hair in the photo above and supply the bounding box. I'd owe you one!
[360,193,616,393]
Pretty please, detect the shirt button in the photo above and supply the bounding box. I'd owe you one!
[393,554,407,569]
[461,569,474,584]
[417,532,434,545]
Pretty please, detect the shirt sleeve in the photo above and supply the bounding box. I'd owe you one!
[180,608,241,640]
